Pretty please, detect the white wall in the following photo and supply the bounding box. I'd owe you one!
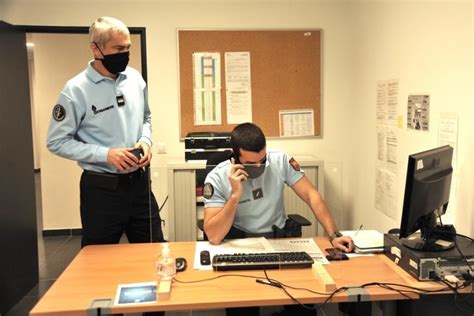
[2,0,472,238]
[347,1,473,236]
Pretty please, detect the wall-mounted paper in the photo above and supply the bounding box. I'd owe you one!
[193,52,222,125]
[407,94,430,131]
[279,109,314,137]
[225,52,252,124]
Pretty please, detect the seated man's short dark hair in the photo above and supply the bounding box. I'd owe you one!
[231,123,266,157]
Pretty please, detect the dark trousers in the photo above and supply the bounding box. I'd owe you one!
[80,168,164,248]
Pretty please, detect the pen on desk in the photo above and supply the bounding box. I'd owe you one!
[353,224,363,240]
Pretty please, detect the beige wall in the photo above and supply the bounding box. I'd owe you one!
[2,0,472,238]
[347,1,473,236]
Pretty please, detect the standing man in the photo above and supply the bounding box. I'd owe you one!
[204,122,353,251]
[47,17,164,248]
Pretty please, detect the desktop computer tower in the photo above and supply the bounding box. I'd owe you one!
[384,233,474,281]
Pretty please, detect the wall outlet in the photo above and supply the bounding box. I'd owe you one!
[157,142,166,154]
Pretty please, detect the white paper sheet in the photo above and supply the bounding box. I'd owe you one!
[279,109,314,137]
[375,168,397,219]
[386,79,399,126]
[375,79,399,219]
[268,238,328,264]
[226,90,252,124]
[376,81,387,124]
[340,230,384,250]
[376,79,398,127]
[225,52,251,90]
[376,126,398,172]
[438,113,458,166]
[386,127,398,171]
[225,52,252,124]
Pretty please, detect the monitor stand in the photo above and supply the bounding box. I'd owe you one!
[402,223,456,251]
[401,234,455,251]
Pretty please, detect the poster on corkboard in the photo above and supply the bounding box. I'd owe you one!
[178,29,322,138]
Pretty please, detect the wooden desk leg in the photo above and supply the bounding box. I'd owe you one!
[312,263,336,292]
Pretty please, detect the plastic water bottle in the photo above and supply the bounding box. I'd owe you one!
[156,243,176,280]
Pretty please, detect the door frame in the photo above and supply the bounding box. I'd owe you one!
[17,25,148,82]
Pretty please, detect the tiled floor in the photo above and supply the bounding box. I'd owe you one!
[6,235,82,316]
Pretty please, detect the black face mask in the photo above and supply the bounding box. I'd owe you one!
[235,155,267,179]
[242,164,266,179]
[94,43,129,74]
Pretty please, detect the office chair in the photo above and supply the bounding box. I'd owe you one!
[197,151,312,241]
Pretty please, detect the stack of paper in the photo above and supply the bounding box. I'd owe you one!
[341,230,384,254]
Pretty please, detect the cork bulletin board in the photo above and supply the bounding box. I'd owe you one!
[178,30,322,138]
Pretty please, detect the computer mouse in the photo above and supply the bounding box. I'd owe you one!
[200,250,211,265]
[176,257,187,272]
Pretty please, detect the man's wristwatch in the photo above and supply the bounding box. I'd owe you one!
[328,231,343,242]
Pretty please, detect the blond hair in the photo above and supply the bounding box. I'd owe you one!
[89,17,129,48]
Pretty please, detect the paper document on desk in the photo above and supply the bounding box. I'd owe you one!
[341,230,384,253]
[268,238,329,264]
[194,237,274,270]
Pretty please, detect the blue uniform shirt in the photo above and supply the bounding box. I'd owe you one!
[47,61,152,173]
[204,150,305,233]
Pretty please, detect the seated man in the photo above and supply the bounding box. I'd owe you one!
[203,122,354,315]
[203,122,353,249]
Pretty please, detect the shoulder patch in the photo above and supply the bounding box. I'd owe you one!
[289,157,301,171]
[203,183,214,199]
[52,104,66,122]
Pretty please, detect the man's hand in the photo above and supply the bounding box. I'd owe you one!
[135,142,152,167]
[331,236,354,253]
[229,157,247,198]
[107,147,139,172]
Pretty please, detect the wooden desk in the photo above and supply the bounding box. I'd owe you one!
[29,238,458,315]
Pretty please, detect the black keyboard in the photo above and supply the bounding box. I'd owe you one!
[212,252,314,271]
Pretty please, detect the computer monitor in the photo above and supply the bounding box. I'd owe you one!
[399,145,455,251]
